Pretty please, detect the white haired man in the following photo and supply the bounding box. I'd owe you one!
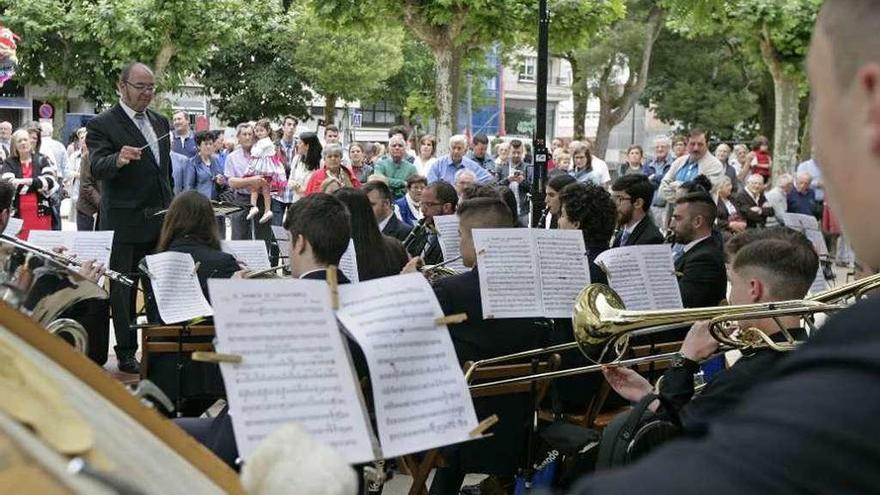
[426,134,495,185]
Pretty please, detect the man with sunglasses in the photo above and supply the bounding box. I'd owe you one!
[86,62,173,374]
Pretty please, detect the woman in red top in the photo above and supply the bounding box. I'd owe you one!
[304,143,360,195]
[750,135,773,182]
[0,129,58,239]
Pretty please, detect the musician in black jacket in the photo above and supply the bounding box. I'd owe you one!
[176,193,353,467]
[430,197,548,495]
[575,3,880,492]
[603,227,817,435]
[154,192,240,304]
[405,181,457,264]
[668,188,727,308]
[86,62,173,374]
[363,180,411,242]
[610,174,664,247]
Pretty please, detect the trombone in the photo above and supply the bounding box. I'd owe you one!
[467,283,846,390]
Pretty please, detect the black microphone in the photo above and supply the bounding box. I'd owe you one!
[402,218,427,251]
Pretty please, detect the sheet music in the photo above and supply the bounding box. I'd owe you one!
[533,229,591,318]
[433,215,467,272]
[472,229,542,318]
[222,240,271,271]
[782,213,828,255]
[3,217,22,237]
[338,239,359,283]
[208,279,375,463]
[27,230,114,284]
[144,252,213,324]
[270,225,291,258]
[594,245,684,310]
[336,273,478,458]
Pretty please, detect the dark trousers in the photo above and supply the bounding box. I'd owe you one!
[270,198,290,227]
[76,210,96,231]
[108,240,154,356]
[230,193,272,246]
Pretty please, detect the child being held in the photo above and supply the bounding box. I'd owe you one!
[246,119,277,224]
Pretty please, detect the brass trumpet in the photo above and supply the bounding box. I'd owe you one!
[467,283,844,389]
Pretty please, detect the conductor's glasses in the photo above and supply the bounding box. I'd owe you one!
[124,81,156,92]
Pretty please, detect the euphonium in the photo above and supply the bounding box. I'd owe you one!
[45,318,90,354]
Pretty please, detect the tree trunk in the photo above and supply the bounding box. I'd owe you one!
[760,24,800,178]
[569,56,588,140]
[594,102,613,161]
[154,32,176,81]
[323,94,337,126]
[47,91,68,141]
[798,94,813,162]
[432,44,455,155]
[592,6,665,159]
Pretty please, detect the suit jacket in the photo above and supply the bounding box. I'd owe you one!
[675,237,727,308]
[733,189,773,229]
[394,195,418,227]
[87,103,174,244]
[178,267,352,469]
[75,151,101,216]
[612,215,664,248]
[432,266,549,475]
[381,213,411,242]
[574,298,880,495]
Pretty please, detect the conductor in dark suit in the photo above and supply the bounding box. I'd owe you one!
[429,197,547,495]
[363,181,411,242]
[611,174,665,248]
[86,62,173,374]
[668,188,727,308]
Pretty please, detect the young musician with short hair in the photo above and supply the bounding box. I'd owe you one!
[610,174,664,247]
[668,188,727,308]
[283,192,352,281]
[574,5,880,491]
[429,197,547,495]
[603,227,818,435]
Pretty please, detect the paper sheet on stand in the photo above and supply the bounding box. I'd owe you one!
[270,225,292,259]
[338,239,359,283]
[145,252,213,324]
[594,244,683,310]
[3,217,23,237]
[433,215,467,272]
[336,273,478,458]
[472,229,542,318]
[222,240,271,271]
[534,229,591,318]
[208,278,376,463]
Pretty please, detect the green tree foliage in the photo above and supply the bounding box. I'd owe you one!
[641,31,761,141]
[317,0,534,152]
[290,3,404,125]
[198,17,312,124]
[665,0,821,174]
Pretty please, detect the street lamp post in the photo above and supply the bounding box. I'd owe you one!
[530,0,549,228]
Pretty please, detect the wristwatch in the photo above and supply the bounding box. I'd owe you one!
[671,352,701,374]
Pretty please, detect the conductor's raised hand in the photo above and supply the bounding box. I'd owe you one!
[116,146,142,168]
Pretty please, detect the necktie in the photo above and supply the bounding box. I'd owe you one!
[619,229,631,246]
[672,243,685,262]
[134,112,161,166]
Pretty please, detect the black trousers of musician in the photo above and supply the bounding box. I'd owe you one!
[108,241,154,357]
[230,193,272,247]
[76,210,96,231]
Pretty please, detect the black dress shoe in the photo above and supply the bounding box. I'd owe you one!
[118,355,140,374]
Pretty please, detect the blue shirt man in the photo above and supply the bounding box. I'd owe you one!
[427,135,495,185]
[171,111,197,157]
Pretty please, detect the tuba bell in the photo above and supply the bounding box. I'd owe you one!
[45,318,89,354]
